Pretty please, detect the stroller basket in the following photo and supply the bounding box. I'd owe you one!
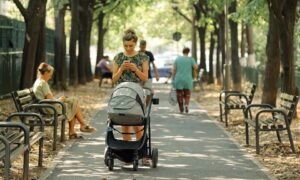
[108,82,145,125]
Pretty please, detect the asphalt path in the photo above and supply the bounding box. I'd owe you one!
[40,85,274,180]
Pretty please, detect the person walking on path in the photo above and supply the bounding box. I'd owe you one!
[172,47,197,113]
[112,28,149,141]
[139,40,160,106]
[33,63,96,139]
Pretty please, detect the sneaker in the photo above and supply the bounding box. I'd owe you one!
[185,105,189,113]
[80,125,96,133]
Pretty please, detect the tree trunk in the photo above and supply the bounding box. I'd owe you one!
[262,2,281,106]
[16,0,47,89]
[54,6,67,90]
[69,0,79,86]
[277,0,297,94]
[198,26,207,72]
[229,0,241,90]
[34,7,46,78]
[240,23,246,67]
[216,25,221,85]
[208,31,215,84]
[95,11,106,77]
[246,25,255,67]
[191,15,197,62]
[219,13,225,75]
[78,0,94,84]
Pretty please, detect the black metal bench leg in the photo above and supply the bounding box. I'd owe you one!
[245,122,249,145]
[275,130,281,143]
[53,124,57,151]
[4,149,10,180]
[255,128,260,154]
[225,108,228,127]
[219,104,223,122]
[23,149,29,180]
[286,127,296,153]
[38,137,44,167]
[61,119,66,142]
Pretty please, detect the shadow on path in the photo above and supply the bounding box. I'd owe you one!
[41,84,274,180]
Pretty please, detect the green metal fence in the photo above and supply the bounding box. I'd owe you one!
[242,67,260,85]
[0,15,55,96]
[242,67,300,91]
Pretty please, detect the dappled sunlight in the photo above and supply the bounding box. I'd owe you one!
[173,137,201,142]
[43,83,272,179]
[158,163,189,168]
[161,152,208,159]
[78,141,105,147]
[194,130,206,134]
[157,106,172,110]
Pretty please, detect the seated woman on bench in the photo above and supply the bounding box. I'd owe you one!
[32,63,96,139]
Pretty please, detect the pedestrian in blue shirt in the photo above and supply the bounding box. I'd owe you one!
[172,47,197,113]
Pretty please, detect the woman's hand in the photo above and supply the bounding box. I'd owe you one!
[128,63,138,72]
[120,61,130,71]
[58,96,66,102]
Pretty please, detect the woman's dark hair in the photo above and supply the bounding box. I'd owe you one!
[182,47,190,54]
[123,28,138,43]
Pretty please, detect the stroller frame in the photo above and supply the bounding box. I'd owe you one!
[104,91,159,171]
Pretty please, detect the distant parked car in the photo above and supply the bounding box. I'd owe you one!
[152,52,177,77]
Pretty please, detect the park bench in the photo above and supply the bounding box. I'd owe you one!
[11,88,66,151]
[244,93,298,154]
[0,112,45,180]
[219,82,257,126]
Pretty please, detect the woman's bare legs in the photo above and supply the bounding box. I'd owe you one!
[74,106,88,128]
[122,126,143,141]
[69,118,76,135]
[133,126,143,140]
[69,106,96,133]
[122,126,131,141]
[183,90,191,113]
[176,90,184,113]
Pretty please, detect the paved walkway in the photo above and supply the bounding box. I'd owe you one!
[40,85,274,180]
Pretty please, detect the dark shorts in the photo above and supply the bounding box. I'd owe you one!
[101,72,112,78]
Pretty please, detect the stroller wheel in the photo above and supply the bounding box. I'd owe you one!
[151,148,158,168]
[104,147,108,166]
[133,159,138,171]
[108,158,114,171]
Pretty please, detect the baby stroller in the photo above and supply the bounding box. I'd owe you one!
[104,82,159,171]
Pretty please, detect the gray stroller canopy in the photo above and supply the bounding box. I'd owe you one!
[108,82,145,125]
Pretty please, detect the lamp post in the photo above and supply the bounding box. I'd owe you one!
[171,0,180,55]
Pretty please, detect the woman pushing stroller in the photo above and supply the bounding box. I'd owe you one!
[105,29,159,170]
[112,28,149,141]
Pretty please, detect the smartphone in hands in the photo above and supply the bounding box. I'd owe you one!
[122,60,130,70]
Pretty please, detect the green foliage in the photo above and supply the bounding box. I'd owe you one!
[52,0,68,12]
[103,0,192,52]
[230,0,268,25]
[252,23,268,69]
